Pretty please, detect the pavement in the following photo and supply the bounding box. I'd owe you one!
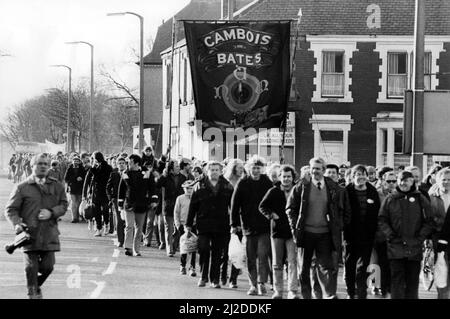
[0,177,438,299]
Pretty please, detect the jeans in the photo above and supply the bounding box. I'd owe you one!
[220,233,231,283]
[155,214,165,246]
[143,207,157,244]
[124,209,146,254]
[374,241,391,294]
[389,259,421,299]
[271,237,298,293]
[24,251,55,297]
[198,232,227,284]
[94,199,109,230]
[298,231,336,299]
[163,215,175,255]
[344,242,373,298]
[112,201,125,245]
[244,233,271,287]
[70,194,82,221]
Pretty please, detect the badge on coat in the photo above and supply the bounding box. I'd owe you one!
[367,198,374,204]
[409,197,415,203]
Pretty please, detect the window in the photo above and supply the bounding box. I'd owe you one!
[382,129,403,154]
[424,52,432,90]
[322,51,345,97]
[387,52,408,98]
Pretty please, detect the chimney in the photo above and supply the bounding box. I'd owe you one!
[221,0,236,20]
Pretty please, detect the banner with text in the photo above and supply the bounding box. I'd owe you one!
[184,21,291,131]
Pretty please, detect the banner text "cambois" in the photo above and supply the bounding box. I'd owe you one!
[203,27,272,48]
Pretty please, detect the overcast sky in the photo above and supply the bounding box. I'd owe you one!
[0,0,189,121]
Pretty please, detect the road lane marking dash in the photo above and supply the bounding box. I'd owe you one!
[112,249,120,258]
[102,262,117,275]
[89,281,105,299]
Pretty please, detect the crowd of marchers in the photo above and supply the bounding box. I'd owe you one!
[4,148,450,300]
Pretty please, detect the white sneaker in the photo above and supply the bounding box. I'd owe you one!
[94,229,102,237]
[103,226,109,236]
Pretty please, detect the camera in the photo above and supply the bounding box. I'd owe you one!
[5,223,32,254]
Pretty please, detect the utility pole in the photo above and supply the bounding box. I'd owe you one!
[411,0,425,172]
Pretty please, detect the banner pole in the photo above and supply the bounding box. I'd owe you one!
[168,17,177,160]
[280,9,302,164]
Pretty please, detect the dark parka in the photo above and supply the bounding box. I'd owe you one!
[64,163,87,195]
[378,187,434,260]
[344,182,381,245]
[286,176,351,250]
[118,169,157,214]
[230,174,273,236]
[186,176,233,234]
[5,176,68,252]
[156,173,186,217]
[259,182,293,239]
[82,161,113,203]
[106,168,122,202]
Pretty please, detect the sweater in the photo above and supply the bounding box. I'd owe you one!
[230,174,273,236]
[304,182,329,233]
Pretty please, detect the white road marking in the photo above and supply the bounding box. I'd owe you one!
[102,262,117,275]
[112,249,120,258]
[89,280,105,299]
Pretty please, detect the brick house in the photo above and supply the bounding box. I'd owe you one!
[157,0,450,170]
[236,0,450,171]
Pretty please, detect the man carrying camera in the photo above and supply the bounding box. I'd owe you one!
[5,153,68,299]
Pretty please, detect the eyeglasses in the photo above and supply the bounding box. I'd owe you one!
[386,180,396,184]
[37,162,48,166]
[51,164,58,167]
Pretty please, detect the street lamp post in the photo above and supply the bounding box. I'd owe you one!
[66,41,94,153]
[107,11,145,154]
[50,64,72,153]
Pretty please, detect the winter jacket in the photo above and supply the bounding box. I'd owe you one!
[286,176,350,250]
[82,161,113,204]
[429,187,450,246]
[344,183,381,245]
[230,174,273,236]
[118,169,157,214]
[4,176,68,252]
[106,168,122,201]
[378,186,434,260]
[156,173,186,216]
[258,182,293,239]
[47,168,64,183]
[64,164,87,195]
[186,176,233,234]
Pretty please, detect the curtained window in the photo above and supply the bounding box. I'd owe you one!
[387,52,408,98]
[322,51,345,97]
